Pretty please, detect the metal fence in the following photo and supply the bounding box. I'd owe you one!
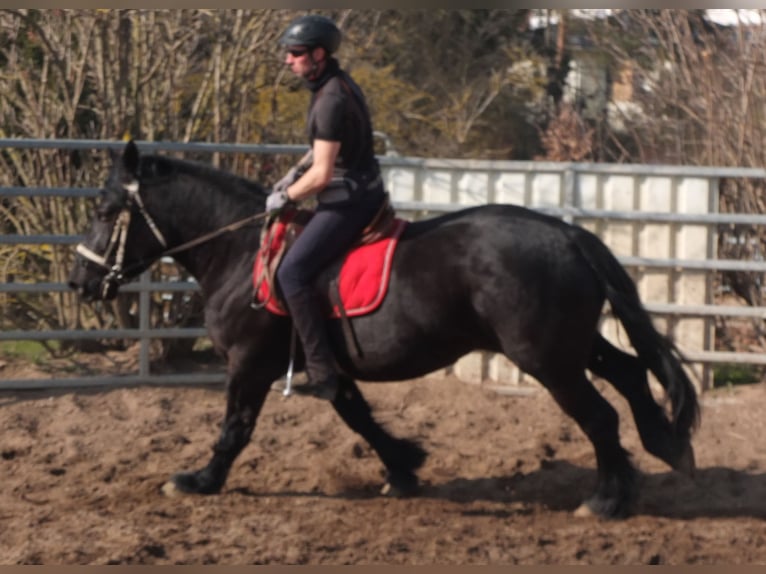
[3,138,766,391]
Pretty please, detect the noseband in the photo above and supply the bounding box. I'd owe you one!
[76,179,268,299]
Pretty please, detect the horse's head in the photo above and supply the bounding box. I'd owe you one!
[68,140,168,301]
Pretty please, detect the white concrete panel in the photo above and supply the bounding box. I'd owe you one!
[639,176,673,211]
[422,170,452,204]
[602,222,635,257]
[494,173,527,205]
[383,167,417,202]
[642,271,671,303]
[530,173,562,207]
[576,173,600,209]
[677,178,711,213]
[602,175,635,210]
[487,354,519,385]
[639,224,671,257]
[453,352,485,384]
[676,225,709,260]
[675,271,709,304]
[486,354,540,388]
[456,172,490,205]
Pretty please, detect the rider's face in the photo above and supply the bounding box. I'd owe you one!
[285,46,311,74]
[284,46,324,79]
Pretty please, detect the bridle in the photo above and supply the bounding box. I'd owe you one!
[75,179,268,299]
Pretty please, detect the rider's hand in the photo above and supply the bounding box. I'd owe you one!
[266,189,289,212]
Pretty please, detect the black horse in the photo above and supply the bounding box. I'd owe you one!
[68,141,699,519]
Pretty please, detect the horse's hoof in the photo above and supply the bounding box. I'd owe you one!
[574,503,596,518]
[161,480,182,498]
[166,470,222,495]
[574,495,632,520]
[381,482,411,497]
[381,472,419,498]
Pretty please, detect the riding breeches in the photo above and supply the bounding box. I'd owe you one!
[276,194,384,299]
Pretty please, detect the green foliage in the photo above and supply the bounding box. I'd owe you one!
[713,363,763,388]
[350,63,434,155]
[349,10,540,157]
[0,340,59,363]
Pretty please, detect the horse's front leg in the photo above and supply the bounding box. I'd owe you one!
[163,357,277,496]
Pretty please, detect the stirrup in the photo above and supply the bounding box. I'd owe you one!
[271,372,307,395]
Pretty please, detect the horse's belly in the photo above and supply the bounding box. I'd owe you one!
[332,312,489,382]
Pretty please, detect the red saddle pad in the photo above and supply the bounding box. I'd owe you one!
[253,218,407,318]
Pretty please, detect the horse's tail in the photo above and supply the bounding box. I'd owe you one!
[570,226,700,438]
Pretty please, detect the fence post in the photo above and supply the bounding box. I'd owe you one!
[138,270,151,379]
[563,166,576,223]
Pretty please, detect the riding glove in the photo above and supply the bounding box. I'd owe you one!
[266,189,289,211]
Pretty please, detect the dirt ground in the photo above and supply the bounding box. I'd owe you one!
[2,353,766,565]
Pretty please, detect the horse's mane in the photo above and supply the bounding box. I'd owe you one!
[141,154,268,199]
[138,154,268,227]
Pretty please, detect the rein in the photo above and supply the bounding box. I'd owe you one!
[163,210,269,258]
[76,179,269,297]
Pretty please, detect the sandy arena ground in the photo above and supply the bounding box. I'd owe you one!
[1,353,766,564]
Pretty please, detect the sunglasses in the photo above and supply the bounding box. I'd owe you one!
[286,47,309,57]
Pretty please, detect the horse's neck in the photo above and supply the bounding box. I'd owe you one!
[155,180,263,299]
[170,226,259,300]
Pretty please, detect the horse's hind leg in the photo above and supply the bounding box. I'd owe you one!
[538,369,639,519]
[588,334,695,475]
[332,376,427,497]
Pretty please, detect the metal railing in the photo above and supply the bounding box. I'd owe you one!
[3,138,766,389]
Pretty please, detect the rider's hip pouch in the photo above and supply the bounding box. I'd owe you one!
[317,173,383,205]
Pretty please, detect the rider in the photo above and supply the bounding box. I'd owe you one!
[265,14,386,401]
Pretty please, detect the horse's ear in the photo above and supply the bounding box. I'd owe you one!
[122,139,140,178]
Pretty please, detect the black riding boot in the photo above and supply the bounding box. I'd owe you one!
[283,288,340,401]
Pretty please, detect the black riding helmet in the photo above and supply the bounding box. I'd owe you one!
[279,14,341,54]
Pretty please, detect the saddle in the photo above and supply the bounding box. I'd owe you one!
[252,193,405,321]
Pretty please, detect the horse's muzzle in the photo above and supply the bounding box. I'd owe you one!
[67,263,119,302]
